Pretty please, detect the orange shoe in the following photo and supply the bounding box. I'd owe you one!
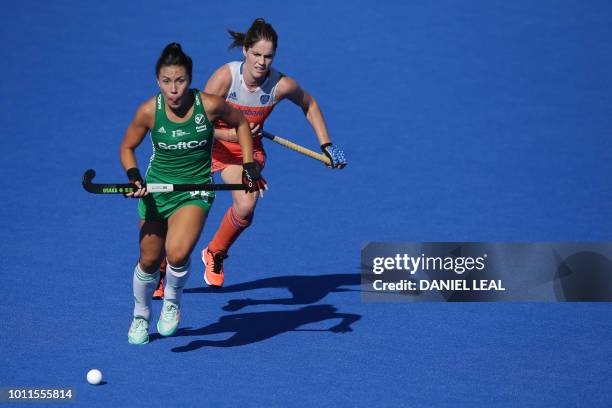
[202,247,228,287]
[153,260,166,299]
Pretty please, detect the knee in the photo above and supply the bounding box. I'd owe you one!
[233,194,257,219]
[138,254,161,274]
[165,246,190,267]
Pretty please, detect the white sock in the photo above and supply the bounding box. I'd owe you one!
[132,263,159,321]
[164,259,191,305]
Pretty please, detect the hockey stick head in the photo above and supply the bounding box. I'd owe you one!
[82,169,136,194]
[82,169,97,193]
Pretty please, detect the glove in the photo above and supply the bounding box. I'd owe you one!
[321,143,347,169]
[242,162,267,193]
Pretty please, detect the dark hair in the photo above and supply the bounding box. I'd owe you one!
[155,42,193,78]
[228,18,278,51]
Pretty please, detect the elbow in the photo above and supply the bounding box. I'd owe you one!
[304,98,319,118]
[119,143,136,161]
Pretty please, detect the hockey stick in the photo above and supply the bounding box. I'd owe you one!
[82,169,244,194]
[262,131,331,166]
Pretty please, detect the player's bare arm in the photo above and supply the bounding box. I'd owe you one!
[277,76,331,146]
[204,65,238,142]
[204,64,232,97]
[119,98,154,196]
[203,93,253,163]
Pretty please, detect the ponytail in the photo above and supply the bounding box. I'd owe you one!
[228,30,246,49]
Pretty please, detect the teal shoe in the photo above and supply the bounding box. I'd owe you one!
[128,317,149,345]
[157,300,180,336]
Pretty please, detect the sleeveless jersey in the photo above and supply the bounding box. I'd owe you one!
[147,89,214,184]
[214,61,283,156]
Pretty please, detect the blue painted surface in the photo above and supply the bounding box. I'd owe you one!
[1,1,612,406]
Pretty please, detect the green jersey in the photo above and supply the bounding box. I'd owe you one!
[138,90,215,220]
[147,89,213,184]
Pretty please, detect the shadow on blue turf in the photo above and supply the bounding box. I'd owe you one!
[166,304,361,352]
[183,273,361,311]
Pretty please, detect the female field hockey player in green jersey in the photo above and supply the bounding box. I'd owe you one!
[120,43,266,345]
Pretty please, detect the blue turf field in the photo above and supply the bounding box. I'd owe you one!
[2,1,612,406]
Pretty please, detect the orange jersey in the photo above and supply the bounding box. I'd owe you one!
[213,61,282,162]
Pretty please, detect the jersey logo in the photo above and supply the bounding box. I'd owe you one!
[260,94,270,104]
[171,129,191,138]
[157,94,162,110]
[157,126,166,134]
[228,91,237,101]
[195,113,205,125]
[158,140,207,150]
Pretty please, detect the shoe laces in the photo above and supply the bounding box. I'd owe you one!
[211,251,228,274]
[131,318,147,333]
[162,302,178,321]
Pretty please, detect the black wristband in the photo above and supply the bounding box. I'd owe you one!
[320,142,333,152]
[126,167,143,183]
[243,162,257,171]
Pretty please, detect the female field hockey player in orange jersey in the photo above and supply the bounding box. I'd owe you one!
[200,18,347,287]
